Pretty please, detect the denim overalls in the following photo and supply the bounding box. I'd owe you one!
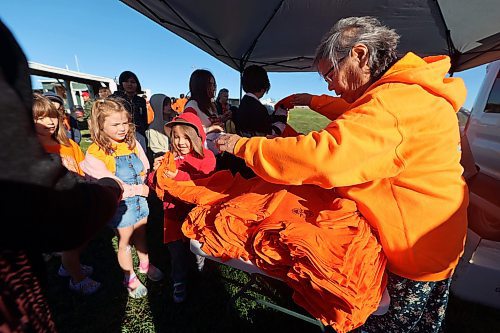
[109,152,149,228]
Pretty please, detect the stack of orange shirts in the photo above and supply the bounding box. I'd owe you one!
[153,170,386,333]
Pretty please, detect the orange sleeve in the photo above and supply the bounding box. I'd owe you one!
[309,94,351,120]
[71,140,85,164]
[147,103,155,125]
[234,97,404,188]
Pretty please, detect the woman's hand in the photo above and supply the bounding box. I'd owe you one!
[163,168,179,179]
[292,93,313,107]
[216,134,242,154]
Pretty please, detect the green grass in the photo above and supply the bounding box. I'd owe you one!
[288,107,331,133]
[45,196,318,333]
[44,109,500,332]
[79,130,91,152]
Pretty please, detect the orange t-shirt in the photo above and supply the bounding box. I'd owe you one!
[43,139,85,176]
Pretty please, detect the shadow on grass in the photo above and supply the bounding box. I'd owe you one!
[45,228,130,333]
[143,194,250,332]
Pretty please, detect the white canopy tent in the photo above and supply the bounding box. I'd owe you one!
[120,0,500,73]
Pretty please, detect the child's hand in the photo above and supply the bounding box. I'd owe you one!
[153,156,164,171]
[163,168,178,179]
[140,184,149,197]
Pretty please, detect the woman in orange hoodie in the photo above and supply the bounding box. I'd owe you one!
[217,16,467,333]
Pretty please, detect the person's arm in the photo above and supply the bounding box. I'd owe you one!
[2,172,122,252]
[0,20,121,253]
[136,140,150,172]
[293,93,351,120]
[80,153,147,198]
[232,98,404,188]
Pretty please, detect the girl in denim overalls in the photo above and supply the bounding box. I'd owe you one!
[80,99,163,298]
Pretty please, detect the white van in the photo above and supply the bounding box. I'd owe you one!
[451,60,500,309]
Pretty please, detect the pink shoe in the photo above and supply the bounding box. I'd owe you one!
[124,274,147,299]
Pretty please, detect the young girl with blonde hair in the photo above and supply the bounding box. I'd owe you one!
[80,98,163,298]
[32,93,100,295]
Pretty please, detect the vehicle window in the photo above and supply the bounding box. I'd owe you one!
[484,71,500,113]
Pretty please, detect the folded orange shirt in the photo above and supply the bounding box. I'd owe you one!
[158,170,387,332]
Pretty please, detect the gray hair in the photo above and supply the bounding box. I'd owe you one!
[314,16,400,79]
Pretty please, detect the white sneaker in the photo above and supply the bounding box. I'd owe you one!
[69,277,101,295]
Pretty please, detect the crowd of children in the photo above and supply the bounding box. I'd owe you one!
[33,65,275,302]
[11,13,471,332]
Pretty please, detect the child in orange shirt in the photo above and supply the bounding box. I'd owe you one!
[32,93,99,295]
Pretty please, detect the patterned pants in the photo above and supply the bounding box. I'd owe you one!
[1,250,57,333]
[362,272,451,333]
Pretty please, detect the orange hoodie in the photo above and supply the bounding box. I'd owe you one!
[234,52,468,281]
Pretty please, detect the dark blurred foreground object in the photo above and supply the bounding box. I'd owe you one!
[0,19,122,332]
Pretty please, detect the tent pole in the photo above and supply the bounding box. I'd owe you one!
[239,58,245,102]
[239,71,243,101]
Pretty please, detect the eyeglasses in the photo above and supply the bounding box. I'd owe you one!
[323,52,350,83]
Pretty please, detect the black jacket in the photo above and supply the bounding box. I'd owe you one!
[110,90,148,135]
[232,95,273,137]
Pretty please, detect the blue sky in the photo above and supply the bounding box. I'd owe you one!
[0,0,486,109]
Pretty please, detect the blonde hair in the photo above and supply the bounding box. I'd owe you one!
[89,98,136,154]
[170,124,204,158]
[32,93,70,146]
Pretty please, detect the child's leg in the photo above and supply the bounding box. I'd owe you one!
[116,225,146,296]
[60,244,100,295]
[61,248,85,282]
[167,240,189,302]
[116,225,135,275]
[131,218,164,281]
[167,240,188,284]
[130,218,149,266]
